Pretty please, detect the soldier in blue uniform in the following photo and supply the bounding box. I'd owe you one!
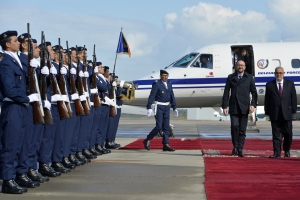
[143,70,178,151]
[0,30,40,194]
[105,75,124,149]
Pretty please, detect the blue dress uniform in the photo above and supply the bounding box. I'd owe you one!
[95,74,110,153]
[0,52,29,182]
[106,85,123,147]
[144,70,177,151]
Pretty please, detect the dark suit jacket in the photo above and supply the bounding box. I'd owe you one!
[222,72,257,114]
[264,79,297,121]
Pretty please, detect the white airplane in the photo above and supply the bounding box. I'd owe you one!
[129,42,300,109]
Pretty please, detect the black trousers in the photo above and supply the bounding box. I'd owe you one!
[270,119,293,155]
[230,114,248,151]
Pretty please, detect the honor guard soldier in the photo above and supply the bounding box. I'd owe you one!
[143,70,178,151]
[0,30,40,194]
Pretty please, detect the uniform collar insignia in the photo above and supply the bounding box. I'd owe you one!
[3,34,7,38]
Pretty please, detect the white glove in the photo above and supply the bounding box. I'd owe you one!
[104,96,112,105]
[147,109,152,117]
[70,68,76,75]
[110,99,116,106]
[60,66,67,75]
[79,70,84,77]
[71,93,79,100]
[51,94,63,102]
[44,100,51,110]
[112,81,117,87]
[90,88,98,94]
[174,109,178,117]
[28,93,40,102]
[50,66,57,75]
[84,71,89,77]
[120,80,125,88]
[41,66,49,75]
[30,59,39,68]
[85,92,89,97]
[94,66,98,73]
[62,95,70,102]
[80,95,86,101]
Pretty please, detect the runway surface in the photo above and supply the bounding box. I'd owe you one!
[0,119,299,199]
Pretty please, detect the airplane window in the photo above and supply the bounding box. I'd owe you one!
[192,54,213,69]
[291,59,300,68]
[172,53,199,68]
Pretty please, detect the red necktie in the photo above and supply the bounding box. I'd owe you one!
[278,83,282,97]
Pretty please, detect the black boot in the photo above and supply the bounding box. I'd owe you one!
[76,152,91,163]
[143,139,150,150]
[82,149,97,159]
[15,173,40,188]
[162,144,175,152]
[38,162,59,177]
[89,147,102,156]
[51,162,70,173]
[95,144,107,154]
[62,157,76,169]
[69,154,83,166]
[1,179,26,194]
[27,168,48,183]
[105,141,117,149]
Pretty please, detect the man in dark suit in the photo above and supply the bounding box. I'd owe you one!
[143,70,178,151]
[264,67,297,158]
[222,60,257,157]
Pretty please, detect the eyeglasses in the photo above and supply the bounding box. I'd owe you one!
[275,72,284,75]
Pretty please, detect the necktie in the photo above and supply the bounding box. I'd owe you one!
[278,83,282,97]
[238,76,242,79]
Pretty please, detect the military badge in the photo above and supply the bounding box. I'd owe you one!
[20,76,22,81]
[162,91,164,94]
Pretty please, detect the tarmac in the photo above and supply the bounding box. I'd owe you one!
[0,119,299,200]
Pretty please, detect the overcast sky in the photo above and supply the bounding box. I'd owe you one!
[1,0,299,80]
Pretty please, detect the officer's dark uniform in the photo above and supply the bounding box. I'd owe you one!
[143,70,177,151]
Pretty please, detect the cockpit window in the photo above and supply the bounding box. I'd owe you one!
[191,54,213,69]
[172,53,199,68]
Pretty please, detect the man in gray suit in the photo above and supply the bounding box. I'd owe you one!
[264,67,297,158]
[222,60,258,157]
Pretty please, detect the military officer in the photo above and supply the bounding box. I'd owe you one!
[143,70,178,151]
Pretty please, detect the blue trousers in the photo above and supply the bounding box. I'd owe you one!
[29,123,44,170]
[38,105,59,164]
[83,107,94,150]
[16,104,34,174]
[147,105,170,144]
[63,103,76,157]
[52,113,67,162]
[0,102,27,180]
[112,107,121,142]
[69,107,80,155]
[89,106,101,149]
[96,105,109,147]
[77,108,94,152]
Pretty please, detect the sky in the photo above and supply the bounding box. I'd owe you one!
[1,0,300,81]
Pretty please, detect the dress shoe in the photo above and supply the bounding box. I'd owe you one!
[38,162,58,177]
[89,147,102,156]
[101,146,111,154]
[231,148,237,156]
[51,162,70,173]
[269,154,281,158]
[143,139,150,150]
[284,151,290,157]
[15,173,39,188]
[1,179,26,194]
[27,168,47,183]
[76,152,89,163]
[69,154,83,166]
[82,149,97,159]
[112,141,121,148]
[237,151,244,157]
[105,141,118,149]
[36,171,49,182]
[95,144,107,154]
[163,144,175,152]
[62,157,76,169]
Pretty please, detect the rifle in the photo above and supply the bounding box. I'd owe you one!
[27,23,45,124]
[76,45,90,115]
[109,73,116,117]
[66,41,84,116]
[92,44,101,108]
[40,31,53,125]
[43,34,70,120]
[58,38,72,118]
[82,45,91,108]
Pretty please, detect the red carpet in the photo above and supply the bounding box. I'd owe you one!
[120,138,202,150]
[205,157,300,200]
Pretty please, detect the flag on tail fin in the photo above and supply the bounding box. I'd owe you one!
[116,31,131,57]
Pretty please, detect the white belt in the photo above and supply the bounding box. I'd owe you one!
[116,105,122,108]
[152,101,170,115]
[90,102,94,106]
[3,97,28,106]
